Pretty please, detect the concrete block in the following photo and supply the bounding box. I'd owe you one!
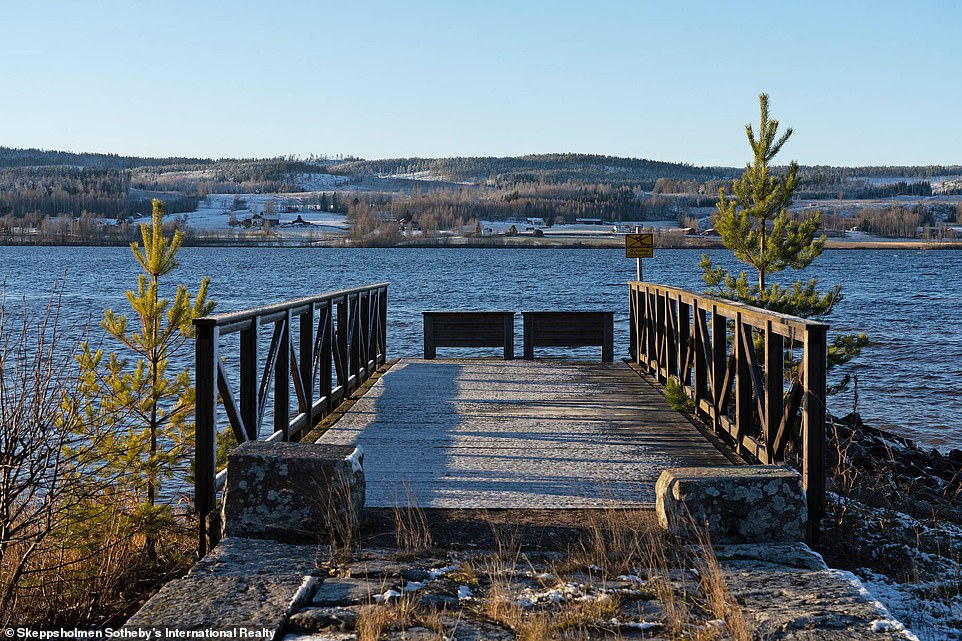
[655,466,806,544]
[222,441,365,541]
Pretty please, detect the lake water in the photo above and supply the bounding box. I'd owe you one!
[2,245,960,450]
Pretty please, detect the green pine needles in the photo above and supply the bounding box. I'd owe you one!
[700,94,867,391]
[74,199,214,560]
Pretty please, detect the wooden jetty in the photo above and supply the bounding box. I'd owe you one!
[315,359,732,508]
[192,280,829,554]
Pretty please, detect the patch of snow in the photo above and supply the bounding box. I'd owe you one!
[286,575,320,616]
[616,574,645,583]
[402,581,424,592]
[457,585,473,600]
[373,588,402,603]
[609,618,661,630]
[428,564,460,580]
[830,570,922,641]
[857,569,959,641]
[346,446,363,473]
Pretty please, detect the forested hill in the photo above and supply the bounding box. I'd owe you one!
[326,154,962,194]
[0,146,213,170]
[3,146,961,186]
[327,154,741,186]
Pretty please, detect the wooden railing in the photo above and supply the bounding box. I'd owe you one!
[193,283,388,555]
[629,282,827,536]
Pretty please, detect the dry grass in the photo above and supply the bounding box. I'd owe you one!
[318,471,363,565]
[314,505,761,641]
[689,527,751,641]
[355,594,450,641]
[2,499,194,628]
[575,507,653,575]
[392,482,434,554]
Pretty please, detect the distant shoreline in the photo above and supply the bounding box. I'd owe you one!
[3,236,962,250]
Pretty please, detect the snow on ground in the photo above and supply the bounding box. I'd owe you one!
[131,192,349,237]
[858,569,960,641]
[293,173,349,191]
[831,496,962,640]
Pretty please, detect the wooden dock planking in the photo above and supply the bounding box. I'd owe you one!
[316,359,733,509]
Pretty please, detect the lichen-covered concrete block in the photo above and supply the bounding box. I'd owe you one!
[655,466,806,544]
[222,441,364,541]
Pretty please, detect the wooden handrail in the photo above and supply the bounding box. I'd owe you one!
[194,283,388,556]
[629,281,827,540]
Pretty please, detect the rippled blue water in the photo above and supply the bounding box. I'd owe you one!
[3,245,960,449]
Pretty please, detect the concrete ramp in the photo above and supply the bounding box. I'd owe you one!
[316,359,733,508]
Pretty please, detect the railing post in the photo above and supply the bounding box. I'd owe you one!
[694,303,708,409]
[320,301,333,410]
[240,323,258,441]
[300,305,315,424]
[349,294,360,387]
[361,290,372,368]
[803,325,827,542]
[194,320,218,557]
[336,297,348,389]
[628,285,637,362]
[666,297,678,380]
[765,322,784,462]
[275,310,291,440]
[655,290,666,380]
[678,298,690,386]
[646,290,657,365]
[711,306,726,427]
[734,314,752,452]
[378,286,388,364]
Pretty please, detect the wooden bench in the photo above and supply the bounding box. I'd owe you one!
[423,311,515,359]
[522,311,614,361]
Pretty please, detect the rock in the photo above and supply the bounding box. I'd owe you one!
[437,616,515,641]
[342,558,426,580]
[222,442,365,541]
[288,605,360,632]
[125,538,322,633]
[283,632,357,641]
[381,628,437,641]
[312,578,387,606]
[710,542,828,571]
[721,564,912,640]
[655,466,806,544]
[417,592,459,610]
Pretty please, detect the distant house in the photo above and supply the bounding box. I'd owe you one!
[526,217,546,226]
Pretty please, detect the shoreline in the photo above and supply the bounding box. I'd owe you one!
[3,237,962,250]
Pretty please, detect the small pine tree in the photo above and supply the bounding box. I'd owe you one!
[75,199,214,560]
[700,94,867,390]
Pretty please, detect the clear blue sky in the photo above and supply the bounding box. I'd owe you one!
[3,0,960,167]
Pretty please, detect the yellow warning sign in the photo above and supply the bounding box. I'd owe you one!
[625,233,654,258]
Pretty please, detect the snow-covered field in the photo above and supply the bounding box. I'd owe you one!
[131,193,349,238]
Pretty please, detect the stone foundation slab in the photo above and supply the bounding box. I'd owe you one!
[655,465,806,544]
[222,441,365,541]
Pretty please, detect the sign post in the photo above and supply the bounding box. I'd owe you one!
[625,229,653,281]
